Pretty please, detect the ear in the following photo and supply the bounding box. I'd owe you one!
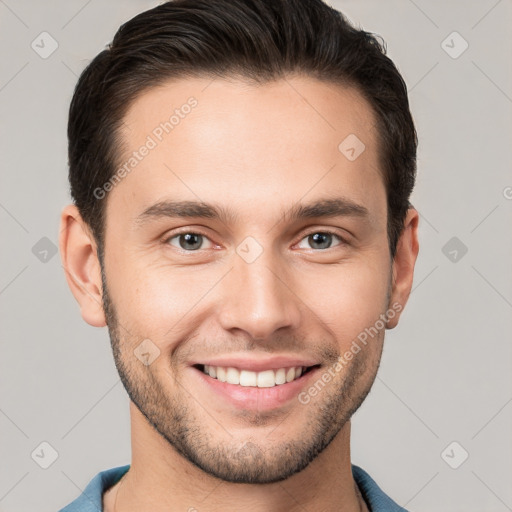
[387,207,420,329]
[59,204,107,327]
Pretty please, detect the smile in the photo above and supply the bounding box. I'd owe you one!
[195,364,319,387]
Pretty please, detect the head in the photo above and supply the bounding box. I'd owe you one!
[60,0,419,484]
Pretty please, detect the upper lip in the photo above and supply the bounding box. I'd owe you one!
[191,356,320,372]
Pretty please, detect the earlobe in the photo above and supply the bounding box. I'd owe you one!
[386,208,420,330]
[59,204,107,328]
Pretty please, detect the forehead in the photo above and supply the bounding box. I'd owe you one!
[108,75,385,231]
[120,74,378,154]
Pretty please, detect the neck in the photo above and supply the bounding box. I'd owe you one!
[105,402,367,512]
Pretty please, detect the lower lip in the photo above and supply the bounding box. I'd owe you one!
[190,366,321,411]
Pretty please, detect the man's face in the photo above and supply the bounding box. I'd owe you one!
[101,76,393,483]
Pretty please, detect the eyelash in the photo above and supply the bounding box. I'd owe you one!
[162,229,349,253]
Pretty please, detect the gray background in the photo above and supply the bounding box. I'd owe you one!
[0,1,511,511]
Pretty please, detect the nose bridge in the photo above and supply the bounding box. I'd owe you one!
[217,238,301,339]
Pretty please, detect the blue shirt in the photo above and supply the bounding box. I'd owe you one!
[58,463,409,511]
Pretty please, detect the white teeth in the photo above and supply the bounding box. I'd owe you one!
[239,370,257,386]
[286,367,296,382]
[201,364,311,387]
[216,366,227,382]
[257,370,276,388]
[226,367,240,385]
[275,368,286,385]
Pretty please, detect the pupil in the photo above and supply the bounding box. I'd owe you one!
[310,233,331,249]
[180,233,202,250]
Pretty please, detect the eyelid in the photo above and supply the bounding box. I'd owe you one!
[162,227,350,252]
[162,228,216,251]
[294,229,349,250]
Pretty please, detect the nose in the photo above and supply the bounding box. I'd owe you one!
[217,244,302,341]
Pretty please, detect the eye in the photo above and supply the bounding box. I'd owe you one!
[165,232,214,251]
[296,231,347,250]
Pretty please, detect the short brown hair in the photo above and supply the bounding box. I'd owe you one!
[67,0,417,260]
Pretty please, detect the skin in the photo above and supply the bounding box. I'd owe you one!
[60,75,419,512]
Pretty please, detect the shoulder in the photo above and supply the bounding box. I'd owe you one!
[58,464,130,512]
[352,464,410,512]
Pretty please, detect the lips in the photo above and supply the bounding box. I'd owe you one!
[190,356,320,388]
[189,359,322,410]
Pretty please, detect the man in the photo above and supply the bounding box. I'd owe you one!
[58,0,419,510]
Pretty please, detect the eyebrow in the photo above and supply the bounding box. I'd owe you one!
[134,197,369,227]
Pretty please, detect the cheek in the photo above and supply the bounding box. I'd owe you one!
[108,257,219,348]
[301,259,390,344]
